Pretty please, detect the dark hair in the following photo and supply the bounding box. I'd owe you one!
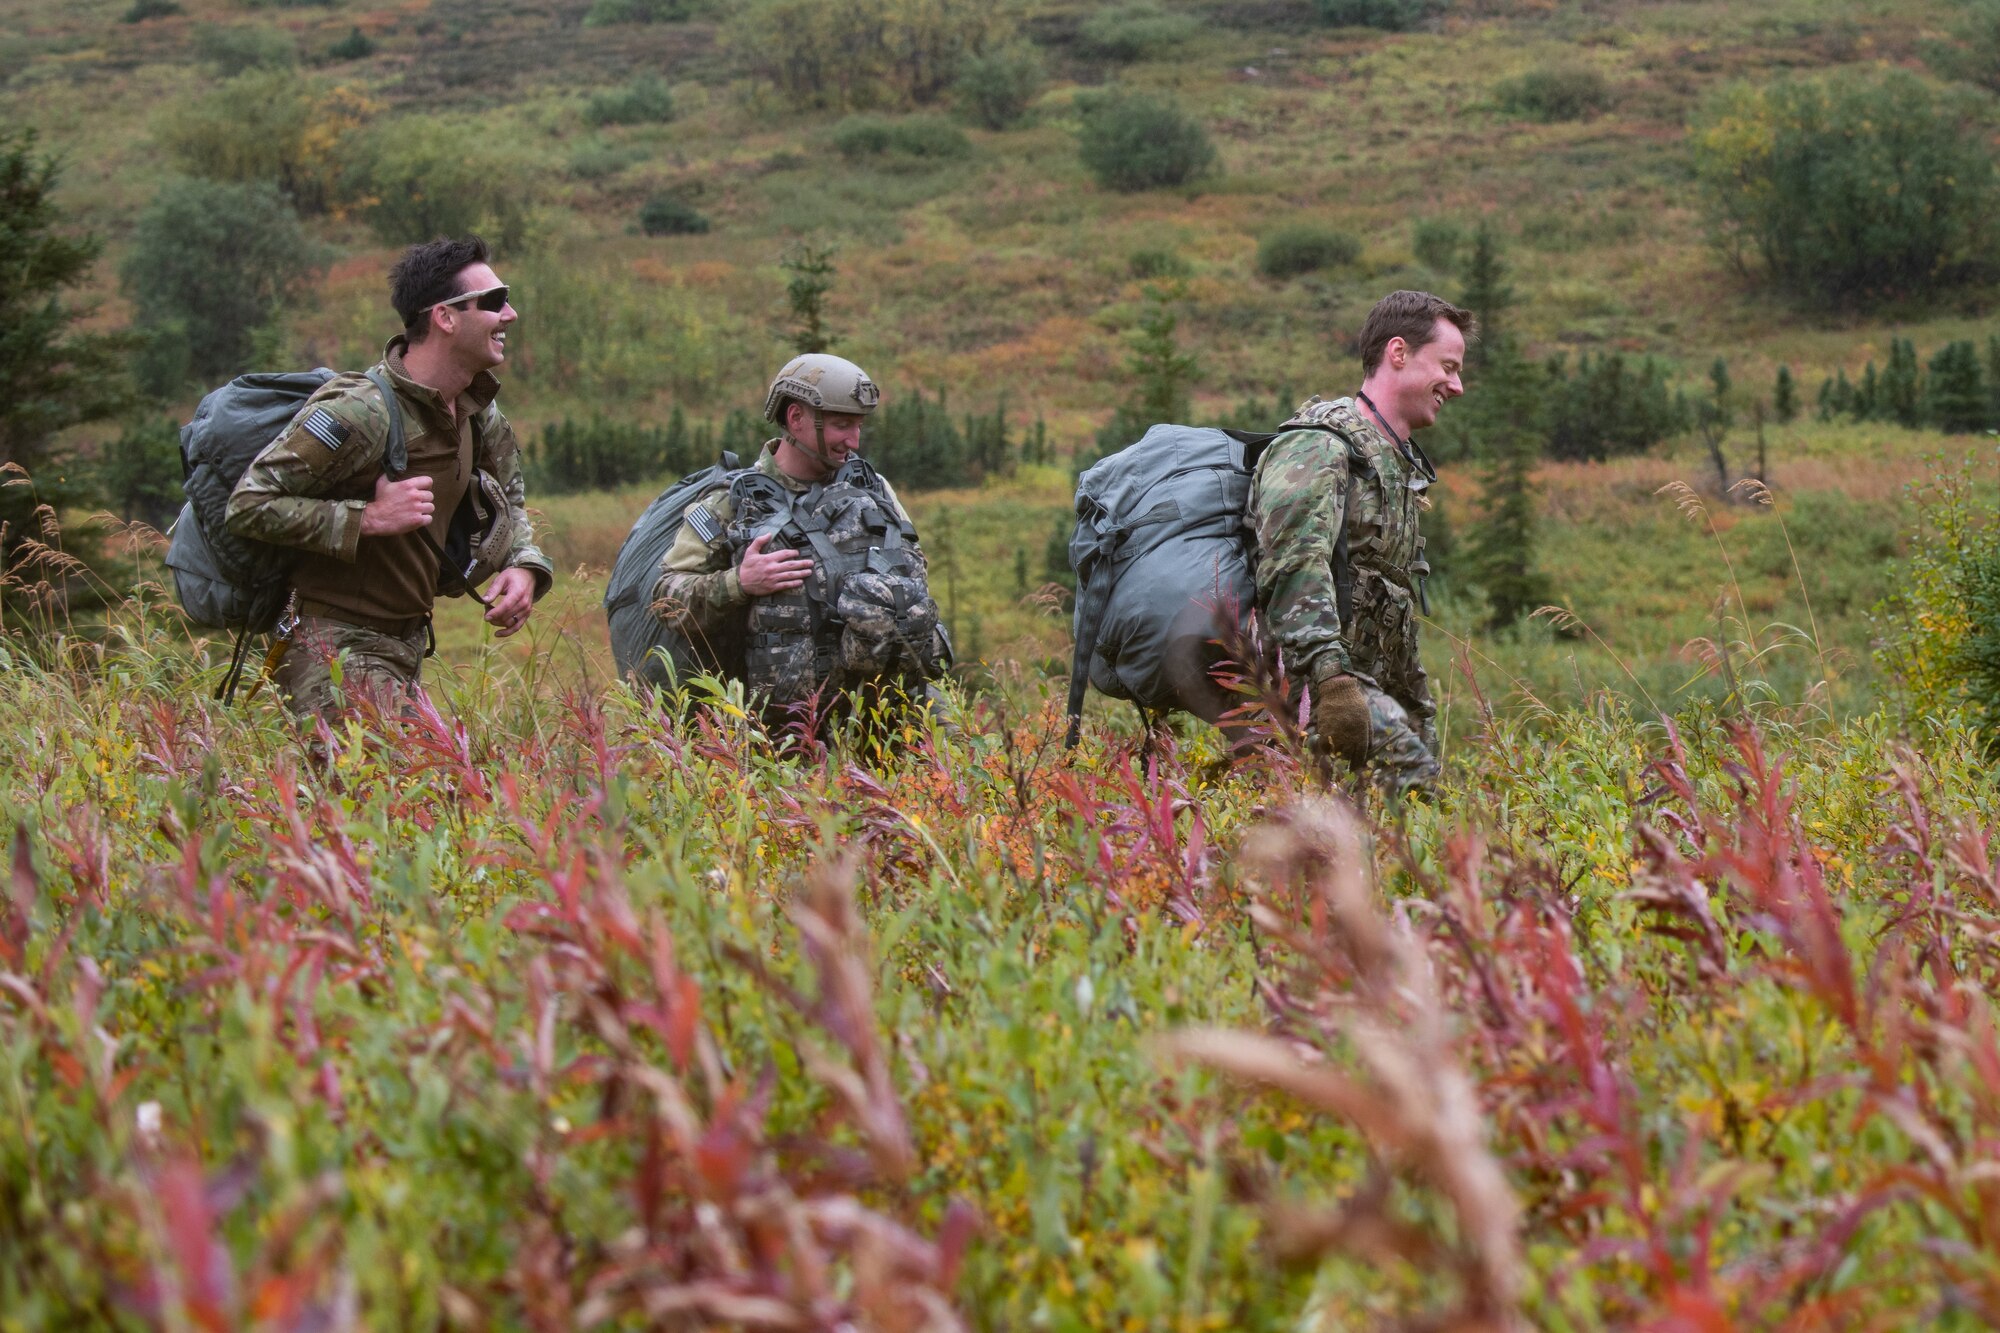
[1357,289,1477,375]
[389,235,492,341]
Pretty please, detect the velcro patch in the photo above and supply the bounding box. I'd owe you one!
[685,504,720,546]
[299,408,351,452]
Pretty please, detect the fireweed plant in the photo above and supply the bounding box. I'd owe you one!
[2,501,1999,1328]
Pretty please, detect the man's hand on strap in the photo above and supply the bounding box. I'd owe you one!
[738,532,813,596]
[360,473,435,537]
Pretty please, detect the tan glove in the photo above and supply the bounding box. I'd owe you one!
[1311,672,1371,770]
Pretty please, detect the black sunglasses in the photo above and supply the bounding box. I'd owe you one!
[430,283,511,315]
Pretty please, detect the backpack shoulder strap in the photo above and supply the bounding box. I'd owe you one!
[1245,419,1358,631]
[361,367,409,475]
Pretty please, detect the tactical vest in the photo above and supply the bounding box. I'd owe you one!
[724,458,944,707]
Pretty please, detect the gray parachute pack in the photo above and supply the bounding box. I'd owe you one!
[603,454,745,688]
[1065,421,1344,745]
[168,369,345,635]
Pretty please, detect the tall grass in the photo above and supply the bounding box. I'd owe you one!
[1,490,1996,1323]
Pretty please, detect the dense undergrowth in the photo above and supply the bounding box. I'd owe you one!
[2,587,1998,1327]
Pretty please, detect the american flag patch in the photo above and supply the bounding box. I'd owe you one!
[684,504,720,545]
[299,407,350,452]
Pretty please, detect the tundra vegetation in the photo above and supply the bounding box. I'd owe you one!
[6,0,2000,1327]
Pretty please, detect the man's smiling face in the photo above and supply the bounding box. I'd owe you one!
[1390,318,1466,431]
[441,262,517,373]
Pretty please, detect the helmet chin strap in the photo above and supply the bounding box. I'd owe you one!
[787,406,842,473]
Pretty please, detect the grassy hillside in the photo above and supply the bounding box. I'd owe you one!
[4,0,1985,721]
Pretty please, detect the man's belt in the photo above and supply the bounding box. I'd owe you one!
[295,598,431,639]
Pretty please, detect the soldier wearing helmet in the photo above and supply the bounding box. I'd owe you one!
[648,354,932,700]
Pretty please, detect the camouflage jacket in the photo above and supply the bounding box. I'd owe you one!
[650,442,917,637]
[224,339,553,596]
[1247,394,1435,728]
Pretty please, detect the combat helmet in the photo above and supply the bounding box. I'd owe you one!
[763,353,882,423]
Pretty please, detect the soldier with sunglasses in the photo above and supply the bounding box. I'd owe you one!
[226,235,553,721]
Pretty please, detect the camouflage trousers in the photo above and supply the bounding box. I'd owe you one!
[271,614,427,723]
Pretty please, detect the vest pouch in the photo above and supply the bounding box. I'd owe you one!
[835,569,943,684]
[745,584,821,706]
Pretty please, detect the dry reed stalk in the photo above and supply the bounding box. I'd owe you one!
[1164,797,1527,1332]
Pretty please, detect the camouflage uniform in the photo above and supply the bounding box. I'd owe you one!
[649,441,919,651]
[227,338,553,720]
[274,616,429,721]
[1248,395,1439,795]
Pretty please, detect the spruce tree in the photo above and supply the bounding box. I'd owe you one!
[1883,336,1923,426]
[1463,335,1551,629]
[1857,363,1880,419]
[0,129,127,487]
[1091,283,1196,463]
[1695,357,1734,493]
[1927,340,1988,434]
[1458,223,1514,372]
[0,128,130,583]
[1773,364,1798,423]
[780,242,837,354]
[1988,334,2000,421]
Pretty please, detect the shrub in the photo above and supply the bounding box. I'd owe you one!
[1539,351,1689,461]
[584,0,693,22]
[1927,341,1989,434]
[1077,3,1202,62]
[120,177,323,392]
[1690,69,2000,307]
[1411,217,1463,273]
[1128,247,1191,280]
[193,24,296,75]
[1313,0,1443,31]
[121,0,182,21]
[159,70,376,216]
[1877,457,2000,735]
[532,416,691,492]
[1924,0,2000,94]
[639,193,711,235]
[865,388,1012,490]
[1496,66,1611,121]
[1255,224,1360,278]
[724,0,1008,110]
[831,113,971,163]
[954,44,1043,130]
[569,140,647,180]
[327,26,375,61]
[1076,91,1217,192]
[582,75,675,127]
[350,119,533,249]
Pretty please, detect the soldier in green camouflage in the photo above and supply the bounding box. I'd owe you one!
[649,354,927,692]
[1248,290,1476,796]
[227,236,553,721]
